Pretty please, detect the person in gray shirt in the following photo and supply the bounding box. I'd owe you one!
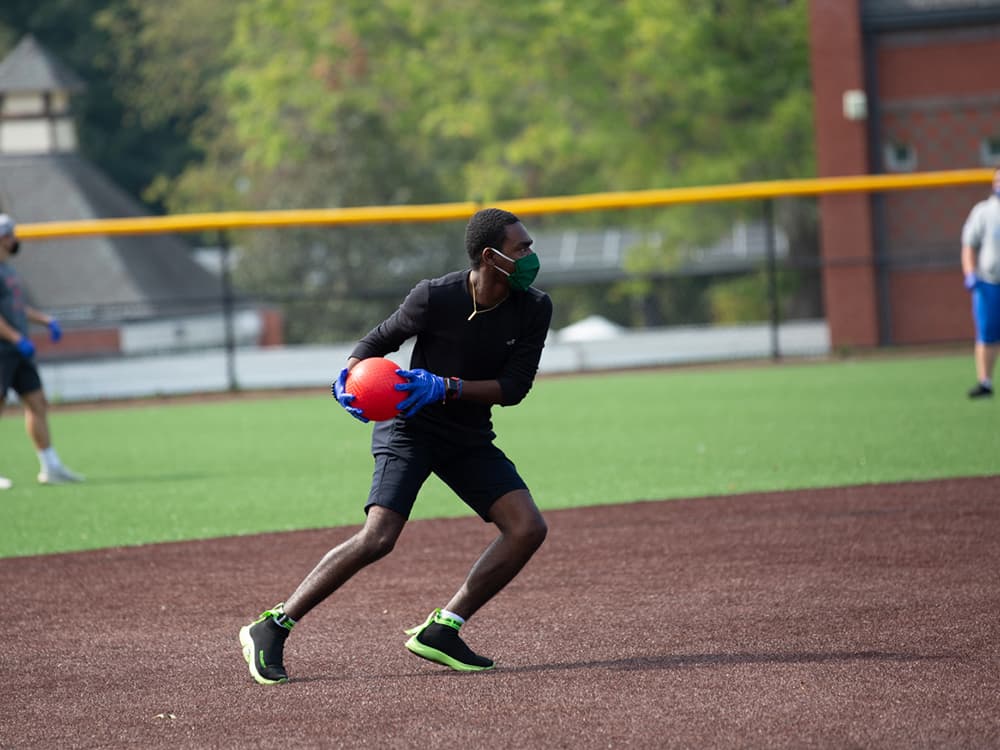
[960,168,1000,398]
[0,214,84,488]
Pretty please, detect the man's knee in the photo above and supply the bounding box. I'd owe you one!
[492,493,547,550]
[20,389,47,414]
[518,513,548,552]
[356,506,405,561]
[356,526,398,561]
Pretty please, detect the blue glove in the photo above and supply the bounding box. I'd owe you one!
[395,368,446,418]
[47,319,62,342]
[964,272,979,291]
[331,367,369,423]
[15,337,35,358]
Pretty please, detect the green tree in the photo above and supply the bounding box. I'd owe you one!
[5,0,817,339]
[92,0,240,210]
[160,0,812,207]
[0,0,209,211]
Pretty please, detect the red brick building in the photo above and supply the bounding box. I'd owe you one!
[809,0,1000,347]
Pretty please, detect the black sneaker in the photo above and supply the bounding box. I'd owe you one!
[239,604,294,684]
[967,383,994,399]
[404,609,494,671]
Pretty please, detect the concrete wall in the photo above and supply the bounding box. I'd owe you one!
[35,320,831,404]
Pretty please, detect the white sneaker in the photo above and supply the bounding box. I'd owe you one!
[0,475,12,490]
[37,465,85,485]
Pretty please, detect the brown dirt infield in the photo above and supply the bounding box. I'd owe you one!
[1,476,998,749]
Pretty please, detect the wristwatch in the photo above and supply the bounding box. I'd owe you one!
[445,377,463,401]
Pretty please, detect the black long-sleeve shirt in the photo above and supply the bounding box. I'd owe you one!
[351,269,553,445]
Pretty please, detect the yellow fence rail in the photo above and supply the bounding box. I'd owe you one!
[17,167,995,240]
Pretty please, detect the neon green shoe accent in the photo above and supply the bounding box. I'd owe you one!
[432,611,464,631]
[403,608,462,635]
[403,609,494,672]
[253,602,295,630]
[403,609,439,636]
[404,634,494,672]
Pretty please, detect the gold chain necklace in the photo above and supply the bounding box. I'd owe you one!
[467,277,509,321]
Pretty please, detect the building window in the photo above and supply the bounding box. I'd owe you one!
[980,136,1000,167]
[883,141,917,172]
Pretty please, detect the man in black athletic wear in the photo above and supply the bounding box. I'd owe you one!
[240,207,553,683]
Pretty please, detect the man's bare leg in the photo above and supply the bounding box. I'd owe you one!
[404,489,547,671]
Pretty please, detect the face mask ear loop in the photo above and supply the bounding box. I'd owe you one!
[488,247,516,280]
[488,246,514,265]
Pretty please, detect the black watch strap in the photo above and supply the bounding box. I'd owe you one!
[445,377,463,401]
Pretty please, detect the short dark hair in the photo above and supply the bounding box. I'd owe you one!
[465,208,520,267]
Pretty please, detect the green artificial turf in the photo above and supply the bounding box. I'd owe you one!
[1,353,994,558]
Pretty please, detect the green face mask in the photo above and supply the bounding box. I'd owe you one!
[490,247,540,291]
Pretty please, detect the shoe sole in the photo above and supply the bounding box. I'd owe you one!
[37,474,84,485]
[404,635,494,672]
[239,625,288,685]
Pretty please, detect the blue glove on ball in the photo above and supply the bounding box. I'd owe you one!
[47,319,62,342]
[332,367,369,423]
[15,337,35,358]
[964,272,979,291]
[395,368,445,418]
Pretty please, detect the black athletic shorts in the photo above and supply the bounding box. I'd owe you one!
[0,350,42,398]
[365,420,528,522]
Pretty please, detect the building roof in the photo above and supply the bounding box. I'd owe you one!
[0,34,85,94]
[0,153,223,319]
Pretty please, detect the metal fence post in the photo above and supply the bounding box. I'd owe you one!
[763,199,781,361]
[218,230,238,391]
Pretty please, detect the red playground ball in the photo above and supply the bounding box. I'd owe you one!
[345,357,407,422]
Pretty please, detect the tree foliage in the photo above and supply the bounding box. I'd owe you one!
[132,0,814,211]
[0,0,205,209]
[2,0,816,339]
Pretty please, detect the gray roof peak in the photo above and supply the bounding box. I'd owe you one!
[0,34,85,94]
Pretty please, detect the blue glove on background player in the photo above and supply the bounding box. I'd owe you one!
[332,367,369,423]
[48,319,62,342]
[15,337,35,358]
[395,368,445,418]
[964,272,979,291]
